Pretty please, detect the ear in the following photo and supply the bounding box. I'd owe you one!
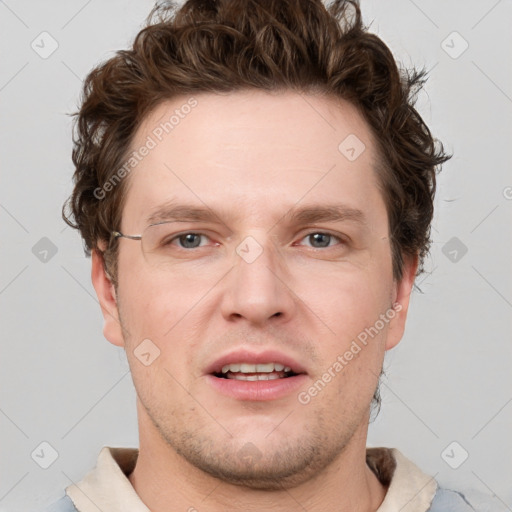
[385,254,419,351]
[91,249,125,348]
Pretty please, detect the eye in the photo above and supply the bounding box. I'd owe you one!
[170,232,210,249]
[158,230,345,251]
[298,232,344,249]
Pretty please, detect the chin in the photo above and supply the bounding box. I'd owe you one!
[167,426,348,490]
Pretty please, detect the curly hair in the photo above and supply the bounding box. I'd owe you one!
[63,0,450,284]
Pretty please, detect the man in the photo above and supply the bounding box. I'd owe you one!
[44,0,484,510]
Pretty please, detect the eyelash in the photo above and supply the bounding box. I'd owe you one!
[168,231,346,250]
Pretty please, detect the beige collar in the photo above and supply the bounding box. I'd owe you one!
[66,446,437,511]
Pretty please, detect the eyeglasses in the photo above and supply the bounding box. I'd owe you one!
[113,221,347,268]
[112,221,218,267]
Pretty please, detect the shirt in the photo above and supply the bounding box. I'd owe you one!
[42,446,479,511]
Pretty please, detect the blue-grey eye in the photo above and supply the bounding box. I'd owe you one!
[306,233,335,248]
[177,233,204,248]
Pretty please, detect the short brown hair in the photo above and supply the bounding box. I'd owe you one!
[63,0,450,284]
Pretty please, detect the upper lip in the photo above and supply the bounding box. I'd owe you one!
[204,349,307,376]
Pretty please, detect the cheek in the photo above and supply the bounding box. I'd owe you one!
[307,275,391,407]
[309,265,392,331]
[117,246,193,334]
[118,275,195,407]
[117,261,208,380]
[302,262,394,384]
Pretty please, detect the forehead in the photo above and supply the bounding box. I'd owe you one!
[122,90,384,229]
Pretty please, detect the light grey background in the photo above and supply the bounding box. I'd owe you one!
[1,1,511,511]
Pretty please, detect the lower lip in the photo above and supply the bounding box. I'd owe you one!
[205,374,309,401]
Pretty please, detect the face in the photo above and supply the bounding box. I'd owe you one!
[93,90,416,489]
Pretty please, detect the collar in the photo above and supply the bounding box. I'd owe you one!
[65,446,437,511]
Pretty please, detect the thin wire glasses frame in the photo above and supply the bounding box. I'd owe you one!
[112,220,177,244]
[112,222,345,261]
[112,230,142,242]
[111,224,177,265]
[110,222,211,261]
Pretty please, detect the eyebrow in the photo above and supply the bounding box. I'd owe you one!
[146,201,366,228]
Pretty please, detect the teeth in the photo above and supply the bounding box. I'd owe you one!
[223,363,240,373]
[221,362,292,374]
[256,363,274,372]
[228,373,281,381]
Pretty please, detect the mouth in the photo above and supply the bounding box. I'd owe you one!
[213,362,300,381]
[205,350,308,401]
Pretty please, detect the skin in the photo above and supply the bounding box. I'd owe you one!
[92,90,417,511]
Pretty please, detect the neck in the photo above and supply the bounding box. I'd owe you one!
[128,401,386,512]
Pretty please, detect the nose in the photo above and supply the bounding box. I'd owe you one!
[219,235,297,326]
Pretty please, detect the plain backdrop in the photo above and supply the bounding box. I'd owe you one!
[1,1,511,511]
